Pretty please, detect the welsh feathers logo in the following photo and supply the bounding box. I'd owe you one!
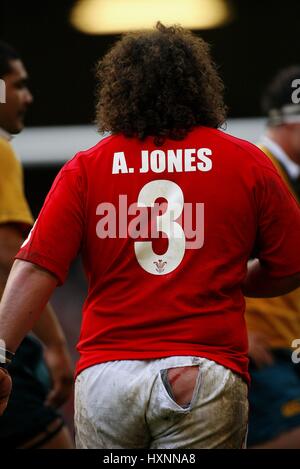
[153,259,167,274]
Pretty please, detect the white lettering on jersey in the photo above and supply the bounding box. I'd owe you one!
[95,181,205,274]
[139,148,213,174]
[112,152,129,174]
[113,148,213,175]
[134,180,185,275]
[197,148,213,171]
[167,149,183,172]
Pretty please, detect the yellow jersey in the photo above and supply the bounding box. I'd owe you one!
[0,136,33,233]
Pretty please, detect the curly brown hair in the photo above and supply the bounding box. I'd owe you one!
[95,22,226,145]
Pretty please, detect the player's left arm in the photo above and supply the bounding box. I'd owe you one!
[0,259,58,353]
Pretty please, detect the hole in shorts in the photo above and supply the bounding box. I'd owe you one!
[161,365,200,409]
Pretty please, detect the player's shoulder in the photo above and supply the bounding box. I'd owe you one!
[202,126,258,153]
[63,133,124,170]
[79,133,119,156]
[203,127,278,173]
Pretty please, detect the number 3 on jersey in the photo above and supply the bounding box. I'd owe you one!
[134,180,186,275]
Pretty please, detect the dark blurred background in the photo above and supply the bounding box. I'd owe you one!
[1,0,300,126]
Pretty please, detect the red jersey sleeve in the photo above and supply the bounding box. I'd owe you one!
[15,156,85,285]
[255,165,300,277]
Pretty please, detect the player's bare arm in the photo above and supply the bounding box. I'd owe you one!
[0,260,57,355]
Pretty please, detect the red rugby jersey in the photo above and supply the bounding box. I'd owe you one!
[16,127,300,383]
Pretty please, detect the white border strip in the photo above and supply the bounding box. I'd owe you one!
[12,119,267,165]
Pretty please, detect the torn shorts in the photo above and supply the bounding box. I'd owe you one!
[74,356,248,449]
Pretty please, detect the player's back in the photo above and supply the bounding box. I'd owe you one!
[73,125,279,381]
[18,125,298,382]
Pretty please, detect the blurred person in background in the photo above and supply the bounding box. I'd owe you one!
[0,41,74,449]
[0,25,300,449]
[246,66,300,449]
